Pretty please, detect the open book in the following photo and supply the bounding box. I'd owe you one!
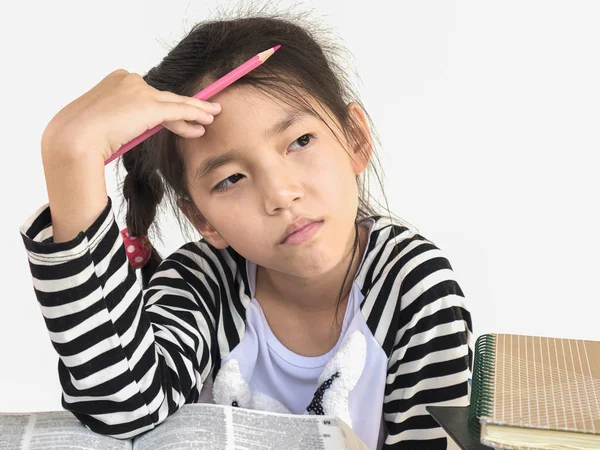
[469,333,600,450]
[0,402,369,450]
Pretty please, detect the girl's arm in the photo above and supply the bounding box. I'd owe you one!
[40,69,219,243]
[20,196,219,438]
[378,240,473,449]
[20,70,222,437]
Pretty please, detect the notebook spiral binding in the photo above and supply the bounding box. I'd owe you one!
[468,334,497,440]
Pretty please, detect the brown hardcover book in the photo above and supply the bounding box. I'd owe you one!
[469,333,600,449]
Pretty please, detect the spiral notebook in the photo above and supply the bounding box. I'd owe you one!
[468,333,600,449]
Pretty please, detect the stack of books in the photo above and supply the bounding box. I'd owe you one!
[428,333,600,450]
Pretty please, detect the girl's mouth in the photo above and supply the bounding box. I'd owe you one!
[280,220,323,245]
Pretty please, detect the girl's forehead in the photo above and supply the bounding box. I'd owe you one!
[180,86,326,156]
[211,85,310,118]
[203,87,329,136]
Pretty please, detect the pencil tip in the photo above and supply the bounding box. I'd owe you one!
[273,44,281,52]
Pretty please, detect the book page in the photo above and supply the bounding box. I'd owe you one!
[0,411,131,450]
[133,404,230,450]
[231,407,352,450]
[337,417,370,450]
[132,403,365,450]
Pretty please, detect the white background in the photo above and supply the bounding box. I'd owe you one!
[0,0,598,413]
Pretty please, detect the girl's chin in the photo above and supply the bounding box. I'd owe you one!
[278,250,350,278]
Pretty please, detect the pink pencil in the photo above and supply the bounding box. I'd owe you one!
[105,44,281,165]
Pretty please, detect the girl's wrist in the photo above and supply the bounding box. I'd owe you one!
[41,145,109,243]
[41,138,107,168]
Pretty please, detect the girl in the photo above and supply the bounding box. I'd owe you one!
[20,12,472,450]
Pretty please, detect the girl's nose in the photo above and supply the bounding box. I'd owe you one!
[261,167,304,214]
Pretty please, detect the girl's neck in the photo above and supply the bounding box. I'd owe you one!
[254,223,369,314]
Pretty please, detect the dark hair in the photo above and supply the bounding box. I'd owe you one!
[121,6,401,318]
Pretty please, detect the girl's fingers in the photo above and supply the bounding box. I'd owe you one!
[158,101,214,139]
[163,120,206,138]
[155,100,215,126]
[144,85,221,139]
[153,89,222,115]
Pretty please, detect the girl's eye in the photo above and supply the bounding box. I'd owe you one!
[212,134,315,193]
[289,133,315,151]
[214,173,244,192]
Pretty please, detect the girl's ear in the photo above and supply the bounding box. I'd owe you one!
[176,198,229,249]
[346,102,373,175]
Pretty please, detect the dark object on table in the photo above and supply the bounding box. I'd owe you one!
[427,406,489,450]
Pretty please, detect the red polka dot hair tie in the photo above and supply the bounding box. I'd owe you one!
[121,228,152,269]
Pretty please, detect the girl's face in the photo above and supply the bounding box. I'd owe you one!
[179,86,371,278]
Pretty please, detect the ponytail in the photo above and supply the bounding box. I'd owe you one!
[121,141,164,287]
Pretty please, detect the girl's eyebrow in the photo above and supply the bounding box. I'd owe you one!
[195,150,243,180]
[195,111,315,180]
[264,110,311,139]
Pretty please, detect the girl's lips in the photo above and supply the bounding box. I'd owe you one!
[281,221,323,245]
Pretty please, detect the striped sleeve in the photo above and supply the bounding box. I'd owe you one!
[361,223,473,449]
[19,197,219,439]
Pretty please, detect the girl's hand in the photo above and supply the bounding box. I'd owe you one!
[41,69,221,162]
[39,69,221,243]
